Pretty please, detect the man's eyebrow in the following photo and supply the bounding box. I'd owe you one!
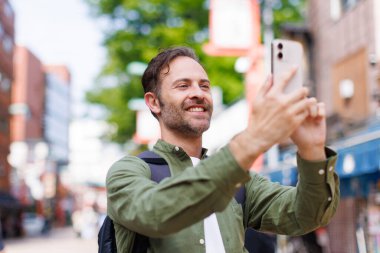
[173,78,191,85]
[199,79,210,84]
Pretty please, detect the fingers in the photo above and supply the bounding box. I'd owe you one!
[257,75,273,98]
[311,102,325,118]
[272,67,297,93]
[316,102,325,118]
[293,109,310,126]
[308,102,326,118]
[290,97,317,116]
[286,87,309,104]
[310,104,318,118]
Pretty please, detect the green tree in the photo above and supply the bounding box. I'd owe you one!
[261,0,307,37]
[85,0,306,143]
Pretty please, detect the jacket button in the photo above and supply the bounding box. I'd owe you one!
[174,146,180,151]
[199,239,205,245]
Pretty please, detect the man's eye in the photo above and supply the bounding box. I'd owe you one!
[178,84,188,88]
[200,84,210,90]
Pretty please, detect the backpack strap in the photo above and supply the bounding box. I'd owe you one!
[234,186,246,206]
[138,151,170,183]
[98,216,117,253]
[129,151,170,253]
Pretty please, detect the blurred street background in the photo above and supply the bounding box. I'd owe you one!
[0,0,380,252]
[5,227,97,253]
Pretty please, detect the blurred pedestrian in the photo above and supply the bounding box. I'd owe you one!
[0,238,4,253]
[106,46,340,252]
[0,220,5,253]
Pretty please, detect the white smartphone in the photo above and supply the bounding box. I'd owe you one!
[271,39,303,94]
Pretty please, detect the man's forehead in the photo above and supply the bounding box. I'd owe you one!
[160,56,207,79]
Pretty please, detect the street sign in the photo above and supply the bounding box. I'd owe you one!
[204,0,260,56]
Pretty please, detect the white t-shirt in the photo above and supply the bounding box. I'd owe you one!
[190,157,226,253]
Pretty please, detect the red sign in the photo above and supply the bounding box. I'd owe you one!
[204,0,261,56]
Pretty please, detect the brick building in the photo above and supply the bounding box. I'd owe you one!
[266,1,380,252]
[309,0,380,126]
[307,1,380,252]
[10,46,71,228]
[0,0,14,191]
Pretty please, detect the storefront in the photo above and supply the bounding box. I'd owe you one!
[264,120,380,253]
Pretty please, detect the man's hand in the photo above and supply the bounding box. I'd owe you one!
[291,103,327,161]
[230,68,317,170]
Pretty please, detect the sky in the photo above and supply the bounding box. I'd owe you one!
[9,0,106,119]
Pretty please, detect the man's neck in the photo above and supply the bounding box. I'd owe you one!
[161,129,203,158]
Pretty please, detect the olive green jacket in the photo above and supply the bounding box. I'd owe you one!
[106,139,339,253]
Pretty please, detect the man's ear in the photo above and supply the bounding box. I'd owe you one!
[144,92,161,116]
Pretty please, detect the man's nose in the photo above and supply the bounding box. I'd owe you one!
[188,84,205,98]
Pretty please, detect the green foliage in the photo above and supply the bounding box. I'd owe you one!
[264,0,307,37]
[85,0,306,143]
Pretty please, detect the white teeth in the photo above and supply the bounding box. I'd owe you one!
[188,107,204,112]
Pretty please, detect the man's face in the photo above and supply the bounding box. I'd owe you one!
[157,56,213,137]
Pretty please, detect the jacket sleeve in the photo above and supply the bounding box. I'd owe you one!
[106,146,250,238]
[244,147,339,236]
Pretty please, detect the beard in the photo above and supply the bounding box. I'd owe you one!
[158,97,213,137]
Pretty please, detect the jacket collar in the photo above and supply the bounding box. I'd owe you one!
[153,139,208,160]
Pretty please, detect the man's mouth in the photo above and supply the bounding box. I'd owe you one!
[188,107,205,112]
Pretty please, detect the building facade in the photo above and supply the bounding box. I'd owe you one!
[10,46,72,230]
[309,0,380,127]
[308,1,380,252]
[262,1,380,252]
[0,0,14,191]
[43,65,71,226]
[43,65,70,169]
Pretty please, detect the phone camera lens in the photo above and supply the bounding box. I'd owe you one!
[277,52,283,59]
[278,43,283,50]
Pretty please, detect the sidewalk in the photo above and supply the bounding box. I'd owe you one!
[4,226,97,253]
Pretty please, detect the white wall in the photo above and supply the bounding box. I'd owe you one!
[203,99,248,153]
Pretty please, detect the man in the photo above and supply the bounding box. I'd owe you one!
[106,46,339,253]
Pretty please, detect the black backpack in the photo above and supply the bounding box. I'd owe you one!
[98,151,270,253]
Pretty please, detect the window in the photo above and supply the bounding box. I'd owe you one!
[330,0,363,20]
[2,36,13,53]
[0,77,11,92]
[341,0,360,11]
[0,116,8,133]
[0,23,4,38]
[330,0,342,20]
[4,2,14,18]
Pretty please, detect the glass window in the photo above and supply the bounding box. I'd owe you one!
[331,0,342,20]
[0,118,8,133]
[2,36,13,53]
[0,23,4,37]
[4,2,14,18]
[341,0,360,11]
[0,77,11,92]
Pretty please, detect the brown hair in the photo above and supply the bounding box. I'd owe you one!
[141,46,199,96]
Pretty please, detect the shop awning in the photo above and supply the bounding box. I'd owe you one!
[334,133,380,178]
[263,123,380,185]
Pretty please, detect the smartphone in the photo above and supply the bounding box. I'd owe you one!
[271,39,303,94]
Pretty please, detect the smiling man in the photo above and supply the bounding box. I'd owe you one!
[106,46,340,253]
